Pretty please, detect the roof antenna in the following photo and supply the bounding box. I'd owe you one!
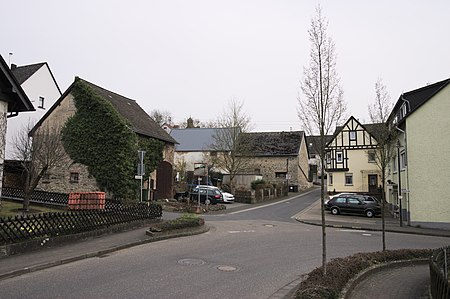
[8,52,13,67]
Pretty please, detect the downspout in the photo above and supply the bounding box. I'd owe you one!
[397,94,411,226]
[395,125,409,226]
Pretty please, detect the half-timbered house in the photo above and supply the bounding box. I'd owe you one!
[326,116,382,195]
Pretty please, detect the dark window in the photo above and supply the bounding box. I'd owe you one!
[70,172,79,183]
[336,151,343,163]
[275,172,287,179]
[38,96,45,109]
[368,151,376,162]
[345,173,353,185]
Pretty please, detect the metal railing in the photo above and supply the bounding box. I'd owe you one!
[430,246,450,299]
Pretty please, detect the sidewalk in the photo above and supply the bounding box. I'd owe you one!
[295,199,450,238]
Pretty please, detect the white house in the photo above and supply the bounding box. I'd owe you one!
[6,62,61,159]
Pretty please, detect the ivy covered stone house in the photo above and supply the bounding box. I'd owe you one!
[32,77,177,200]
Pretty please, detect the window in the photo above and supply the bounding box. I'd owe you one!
[368,151,376,163]
[336,151,343,163]
[393,156,398,173]
[347,197,360,205]
[400,151,407,169]
[70,172,79,183]
[42,173,50,183]
[349,131,356,141]
[254,168,261,175]
[328,173,333,185]
[275,172,287,179]
[345,173,353,185]
[401,103,407,118]
[38,96,45,109]
[335,197,346,204]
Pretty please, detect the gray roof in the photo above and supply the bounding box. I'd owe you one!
[241,131,305,156]
[170,128,227,151]
[81,79,176,144]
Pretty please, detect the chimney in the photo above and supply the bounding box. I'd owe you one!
[10,64,17,70]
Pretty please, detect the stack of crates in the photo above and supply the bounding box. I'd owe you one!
[68,192,106,210]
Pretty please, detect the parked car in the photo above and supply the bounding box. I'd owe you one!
[190,186,224,205]
[325,192,356,205]
[192,185,235,203]
[325,195,381,218]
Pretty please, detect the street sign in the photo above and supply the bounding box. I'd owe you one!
[135,175,142,180]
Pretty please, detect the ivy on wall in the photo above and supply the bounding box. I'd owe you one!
[61,78,163,200]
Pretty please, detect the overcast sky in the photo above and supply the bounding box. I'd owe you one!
[2,0,449,132]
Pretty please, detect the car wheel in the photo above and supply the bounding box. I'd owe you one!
[366,210,374,218]
[331,207,339,215]
[205,198,211,205]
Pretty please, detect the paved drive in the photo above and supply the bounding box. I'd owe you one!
[348,263,430,299]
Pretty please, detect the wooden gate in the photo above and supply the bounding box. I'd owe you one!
[155,161,173,200]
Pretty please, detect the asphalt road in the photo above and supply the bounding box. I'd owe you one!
[0,189,448,299]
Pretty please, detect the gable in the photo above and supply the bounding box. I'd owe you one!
[327,116,378,149]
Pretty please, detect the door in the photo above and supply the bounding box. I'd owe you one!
[155,161,173,200]
[368,174,378,193]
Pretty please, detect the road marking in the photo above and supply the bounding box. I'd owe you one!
[337,229,367,233]
[229,189,319,215]
[362,233,372,237]
[228,230,255,234]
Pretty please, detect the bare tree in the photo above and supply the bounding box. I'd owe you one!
[149,109,173,127]
[368,78,395,251]
[210,99,252,193]
[13,122,68,211]
[297,6,346,275]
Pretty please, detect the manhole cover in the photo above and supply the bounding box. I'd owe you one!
[177,258,206,266]
[216,265,239,272]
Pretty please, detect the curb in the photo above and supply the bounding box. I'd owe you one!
[0,225,210,281]
[295,219,450,238]
[339,258,429,299]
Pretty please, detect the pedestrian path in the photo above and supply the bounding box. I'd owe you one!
[347,262,429,299]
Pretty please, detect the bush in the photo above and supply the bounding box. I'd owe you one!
[295,249,431,299]
[149,213,204,232]
[251,179,266,190]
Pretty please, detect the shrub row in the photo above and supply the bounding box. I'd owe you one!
[295,248,432,299]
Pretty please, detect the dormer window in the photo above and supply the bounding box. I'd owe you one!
[38,96,45,109]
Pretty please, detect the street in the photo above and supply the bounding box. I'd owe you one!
[0,189,448,299]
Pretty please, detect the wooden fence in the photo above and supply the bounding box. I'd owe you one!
[2,187,69,206]
[0,203,162,245]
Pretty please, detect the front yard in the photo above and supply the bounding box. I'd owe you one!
[0,200,64,218]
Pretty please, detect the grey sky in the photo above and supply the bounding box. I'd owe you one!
[2,0,449,132]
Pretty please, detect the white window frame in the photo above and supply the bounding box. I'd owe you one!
[336,151,343,163]
[349,131,356,141]
[328,173,333,186]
